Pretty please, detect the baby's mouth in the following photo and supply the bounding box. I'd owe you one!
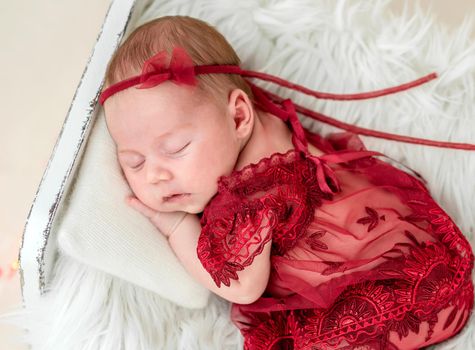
[163,193,190,202]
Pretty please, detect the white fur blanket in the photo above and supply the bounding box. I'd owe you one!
[2,0,475,349]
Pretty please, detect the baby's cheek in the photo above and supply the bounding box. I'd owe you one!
[190,168,218,195]
[123,172,137,191]
[185,151,222,191]
[125,175,147,201]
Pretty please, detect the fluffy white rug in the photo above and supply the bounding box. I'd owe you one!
[2,253,243,350]
[2,0,475,349]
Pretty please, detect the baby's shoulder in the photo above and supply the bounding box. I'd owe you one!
[217,150,316,194]
[204,151,330,223]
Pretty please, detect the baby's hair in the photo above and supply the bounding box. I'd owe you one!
[103,15,255,108]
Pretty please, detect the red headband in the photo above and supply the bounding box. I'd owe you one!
[99,46,475,151]
[99,46,243,105]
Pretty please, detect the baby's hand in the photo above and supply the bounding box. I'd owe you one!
[126,195,187,238]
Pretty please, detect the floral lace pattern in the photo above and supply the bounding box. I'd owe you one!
[197,132,474,349]
[198,151,335,287]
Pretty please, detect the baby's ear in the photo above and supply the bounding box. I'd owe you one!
[227,88,254,138]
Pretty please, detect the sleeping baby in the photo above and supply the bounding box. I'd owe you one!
[100,15,474,350]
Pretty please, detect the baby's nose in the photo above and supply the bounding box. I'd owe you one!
[146,165,172,183]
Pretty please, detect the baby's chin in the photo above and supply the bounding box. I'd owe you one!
[185,207,205,214]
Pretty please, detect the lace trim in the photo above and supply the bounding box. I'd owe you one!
[217,149,307,193]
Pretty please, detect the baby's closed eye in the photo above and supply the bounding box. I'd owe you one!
[120,154,145,169]
[163,141,190,155]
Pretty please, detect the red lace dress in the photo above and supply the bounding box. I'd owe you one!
[196,99,474,350]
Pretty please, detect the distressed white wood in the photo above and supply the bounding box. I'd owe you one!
[17,0,141,309]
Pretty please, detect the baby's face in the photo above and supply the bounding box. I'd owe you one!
[104,82,242,213]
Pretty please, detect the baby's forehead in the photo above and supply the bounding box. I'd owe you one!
[161,122,194,136]
[105,85,225,133]
[157,120,202,140]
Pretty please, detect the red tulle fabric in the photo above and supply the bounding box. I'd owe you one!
[196,101,474,349]
[100,45,475,349]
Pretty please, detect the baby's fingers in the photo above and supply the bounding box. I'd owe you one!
[126,196,157,218]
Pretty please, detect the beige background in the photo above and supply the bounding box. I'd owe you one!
[0,1,474,349]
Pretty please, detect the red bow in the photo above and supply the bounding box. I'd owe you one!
[308,155,341,195]
[136,46,197,89]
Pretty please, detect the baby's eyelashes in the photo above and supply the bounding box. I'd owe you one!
[119,154,145,169]
[118,141,191,172]
[129,161,145,170]
[163,141,191,155]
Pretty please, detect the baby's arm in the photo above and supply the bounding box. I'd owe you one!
[126,195,271,304]
[169,213,272,304]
